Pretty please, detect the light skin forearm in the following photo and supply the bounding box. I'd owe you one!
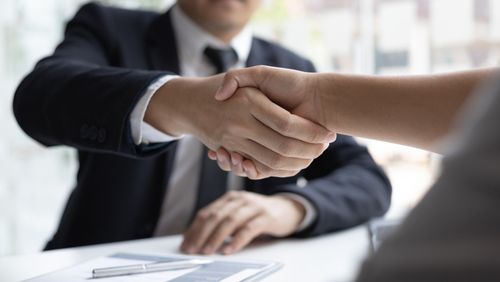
[318,68,496,151]
[144,76,203,137]
[217,66,497,153]
[212,66,498,176]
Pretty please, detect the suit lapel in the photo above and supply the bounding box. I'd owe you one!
[145,9,180,73]
[246,39,274,67]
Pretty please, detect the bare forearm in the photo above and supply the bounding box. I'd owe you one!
[319,68,497,152]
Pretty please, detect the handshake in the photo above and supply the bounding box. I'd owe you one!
[146,64,489,176]
[145,66,335,179]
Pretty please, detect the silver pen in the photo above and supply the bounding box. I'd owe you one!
[92,259,213,279]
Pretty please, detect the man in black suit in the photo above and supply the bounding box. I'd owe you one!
[13,0,391,255]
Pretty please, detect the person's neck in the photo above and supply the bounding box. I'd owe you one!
[204,27,242,44]
[178,6,242,44]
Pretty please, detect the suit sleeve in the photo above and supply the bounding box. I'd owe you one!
[13,3,172,158]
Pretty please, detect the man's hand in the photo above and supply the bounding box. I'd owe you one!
[209,66,334,178]
[215,66,326,125]
[181,191,305,255]
[145,74,334,178]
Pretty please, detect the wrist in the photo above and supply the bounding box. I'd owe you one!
[144,77,195,137]
[315,72,342,132]
[274,195,306,231]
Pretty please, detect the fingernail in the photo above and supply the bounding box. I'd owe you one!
[242,164,249,175]
[215,86,224,100]
[208,152,217,160]
[231,157,239,166]
[219,156,227,166]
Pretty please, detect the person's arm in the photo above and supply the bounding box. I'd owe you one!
[355,73,500,282]
[13,3,172,158]
[145,78,334,177]
[315,69,495,150]
[212,66,497,176]
[216,66,498,152]
[13,3,334,174]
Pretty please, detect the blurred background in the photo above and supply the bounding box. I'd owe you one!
[0,0,499,256]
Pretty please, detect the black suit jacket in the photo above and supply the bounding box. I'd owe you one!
[13,2,392,250]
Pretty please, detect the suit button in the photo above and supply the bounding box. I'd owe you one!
[97,128,107,143]
[80,124,89,139]
[89,126,98,141]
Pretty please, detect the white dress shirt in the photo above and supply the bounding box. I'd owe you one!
[129,5,316,236]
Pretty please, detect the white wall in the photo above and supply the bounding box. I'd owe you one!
[431,0,474,47]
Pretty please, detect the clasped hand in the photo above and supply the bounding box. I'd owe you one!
[208,66,332,178]
[145,73,334,179]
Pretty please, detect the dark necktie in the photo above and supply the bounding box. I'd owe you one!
[196,46,238,211]
[203,46,238,74]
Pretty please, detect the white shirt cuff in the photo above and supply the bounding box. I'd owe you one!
[276,193,317,233]
[130,75,183,145]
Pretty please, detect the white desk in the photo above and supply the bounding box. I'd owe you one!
[0,226,369,282]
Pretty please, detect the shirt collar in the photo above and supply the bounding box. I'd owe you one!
[171,4,252,68]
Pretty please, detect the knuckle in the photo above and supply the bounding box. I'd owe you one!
[224,214,238,226]
[254,165,271,179]
[197,209,211,221]
[225,70,237,81]
[227,190,240,199]
[308,129,323,144]
[244,222,261,234]
[253,65,268,78]
[313,143,327,157]
[211,211,224,221]
[277,139,295,156]
[276,114,293,135]
[268,154,285,170]
[303,158,314,169]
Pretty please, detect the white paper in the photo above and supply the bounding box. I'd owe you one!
[26,252,280,282]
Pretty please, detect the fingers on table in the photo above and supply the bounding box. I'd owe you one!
[202,203,262,255]
[181,192,266,255]
[222,216,268,255]
[182,197,235,253]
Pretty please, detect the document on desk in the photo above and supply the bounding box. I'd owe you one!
[26,252,282,282]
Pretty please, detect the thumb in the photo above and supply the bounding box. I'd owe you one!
[215,72,240,101]
[215,66,265,101]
